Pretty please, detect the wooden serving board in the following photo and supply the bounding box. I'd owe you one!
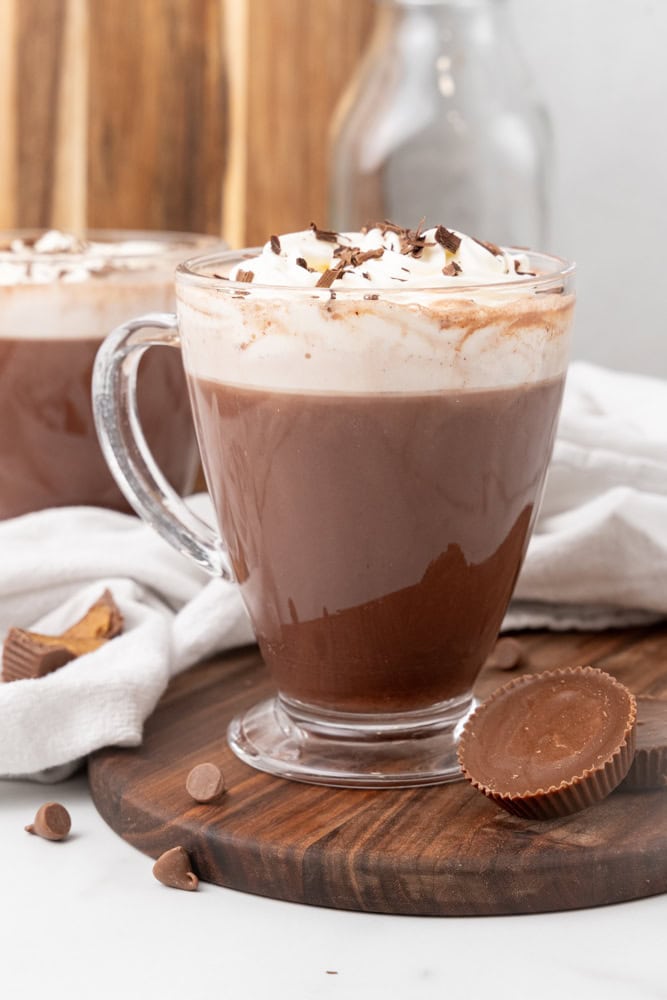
[88,627,667,915]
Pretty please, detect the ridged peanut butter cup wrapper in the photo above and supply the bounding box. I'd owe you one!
[457,666,637,820]
[620,696,667,791]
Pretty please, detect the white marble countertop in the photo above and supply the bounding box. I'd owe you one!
[1,774,666,1000]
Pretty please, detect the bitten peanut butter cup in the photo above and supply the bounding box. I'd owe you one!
[458,666,637,820]
[620,696,667,791]
[2,589,123,682]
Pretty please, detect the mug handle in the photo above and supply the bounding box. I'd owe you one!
[92,312,232,579]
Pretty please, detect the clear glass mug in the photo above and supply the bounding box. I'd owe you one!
[93,247,575,787]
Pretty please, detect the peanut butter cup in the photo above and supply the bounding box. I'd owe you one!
[458,666,637,819]
[620,696,667,791]
[2,589,123,682]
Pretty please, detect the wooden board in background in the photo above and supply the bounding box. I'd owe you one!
[0,0,375,241]
[87,0,227,233]
[89,627,667,916]
[225,0,375,246]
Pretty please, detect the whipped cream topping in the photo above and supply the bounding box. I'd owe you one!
[177,225,574,394]
[228,223,533,289]
[0,230,219,339]
[0,230,195,285]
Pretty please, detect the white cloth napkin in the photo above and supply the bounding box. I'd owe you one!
[0,361,665,780]
[505,362,667,630]
[0,499,254,779]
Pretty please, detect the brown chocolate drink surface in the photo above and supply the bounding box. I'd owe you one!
[0,335,197,518]
[188,374,564,715]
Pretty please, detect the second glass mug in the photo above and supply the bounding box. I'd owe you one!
[93,247,575,788]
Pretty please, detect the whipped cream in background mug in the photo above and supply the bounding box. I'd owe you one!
[94,221,575,788]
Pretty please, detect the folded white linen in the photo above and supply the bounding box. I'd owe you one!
[0,362,664,780]
[505,362,667,630]
[0,499,253,779]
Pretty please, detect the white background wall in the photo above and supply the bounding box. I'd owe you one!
[512,0,667,376]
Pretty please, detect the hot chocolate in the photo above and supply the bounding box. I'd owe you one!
[0,230,213,519]
[187,374,564,714]
[93,222,575,785]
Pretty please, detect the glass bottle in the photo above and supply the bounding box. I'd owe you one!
[330,0,552,249]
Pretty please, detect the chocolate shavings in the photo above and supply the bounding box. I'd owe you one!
[315,265,344,288]
[473,236,503,257]
[434,225,461,254]
[333,246,385,268]
[270,234,281,255]
[443,261,462,277]
[309,222,339,243]
[236,269,255,283]
[514,259,537,276]
[296,257,315,272]
[364,219,433,258]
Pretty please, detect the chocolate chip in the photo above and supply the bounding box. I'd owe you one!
[186,762,225,804]
[485,636,523,671]
[152,847,199,891]
[25,802,71,841]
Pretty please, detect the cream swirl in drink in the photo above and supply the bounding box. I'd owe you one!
[178,223,572,393]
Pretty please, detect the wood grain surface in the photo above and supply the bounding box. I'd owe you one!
[0,0,375,241]
[87,0,226,233]
[88,627,667,916]
[225,0,375,246]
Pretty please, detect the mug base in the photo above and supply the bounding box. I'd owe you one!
[227,693,476,788]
